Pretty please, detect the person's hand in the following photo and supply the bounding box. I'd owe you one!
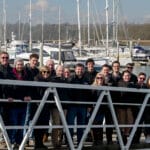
[24,96,31,102]
[8,97,13,102]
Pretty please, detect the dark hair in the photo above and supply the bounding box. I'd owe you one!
[126,63,134,67]
[85,58,95,65]
[0,51,9,56]
[101,64,111,70]
[112,60,120,67]
[122,70,131,76]
[146,76,150,88]
[29,53,39,60]
[138,72,146,77]
[75,63,84,68]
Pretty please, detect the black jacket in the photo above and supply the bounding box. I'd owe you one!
[118,80,135,104]
[0,64,15,98]
[34,74,53,100]
[84,69,98,85]
[70,74,90,102]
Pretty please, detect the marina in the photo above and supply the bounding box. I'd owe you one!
[0,0,150,150]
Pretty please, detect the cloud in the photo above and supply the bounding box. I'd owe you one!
[25,0,49,12]
[36,0,48,9]
[144,14,150,23]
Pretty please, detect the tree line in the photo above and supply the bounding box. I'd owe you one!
[0,23,149,44]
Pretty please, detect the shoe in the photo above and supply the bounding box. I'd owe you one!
[43,133,49,143]
[86,133,93,142]
[145,136,150,143]
[13,144,19,150]
[123,135,127,145]
[0,141,7,149]
[107,141,113,145]
[29,139,35,146]
[53,143,61,148]
[34,144,48,150]
[93,140,103,146]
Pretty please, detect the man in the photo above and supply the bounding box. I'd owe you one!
[51,65,64,148]
[84,58,98,142]
[126,63,137,84]
[84,58,98,85]
[132,72,147,144]
[0,51,15,148]
[24,53,39,148]
[45,59,56,77]
[67,63,89,145]
[100,64,113,144]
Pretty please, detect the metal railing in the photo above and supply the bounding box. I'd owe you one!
[0,79,150,150]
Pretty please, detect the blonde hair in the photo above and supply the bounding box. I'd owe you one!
[39,66,50,73]
[92,73,105,86]
[147,76,150,88]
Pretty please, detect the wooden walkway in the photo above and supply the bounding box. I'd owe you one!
[1,133,150,150]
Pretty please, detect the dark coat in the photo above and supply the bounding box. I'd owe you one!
[12,68,31,100]
[0,64,15,98]
[133,83,147,104]
[84,69,98,85]
[0,71,4,98]
[110,72,122,102]
[24,63,39,81]
[51,76,71,109]
[118,80,135,104]
[6,68,32,108]
[70,74,90,102]
[34,74,53,100]
[24,63,39,99]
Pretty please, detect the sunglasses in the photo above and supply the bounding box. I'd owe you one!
[1,57,8,59]
[139,77,145,80]
[42,71,50,74]
[96,77,103,80]
[127,66,133,69]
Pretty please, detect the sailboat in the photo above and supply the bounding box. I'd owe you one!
[74,0,113,68]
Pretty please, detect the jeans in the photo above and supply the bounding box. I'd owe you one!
[24,103,34,138]
[67,105,87,143]
[8,107,26,144]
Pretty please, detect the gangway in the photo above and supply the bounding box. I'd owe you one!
[0,79,150,150]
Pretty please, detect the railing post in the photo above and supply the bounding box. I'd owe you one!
[19,87,52,150]
[126,93,150,149]
[0,115,12,150]
[106,91,125,150]
[77,91,106,150]
[53,88,75,150]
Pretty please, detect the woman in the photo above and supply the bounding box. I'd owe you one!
[145,76,150,143]
[34,66,52,150]
[92,73,105,145]
[8,58,31,149]
[117,70,134,144]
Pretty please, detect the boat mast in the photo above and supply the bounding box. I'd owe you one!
[76,0,82,56]
[29,0,32,51]
[39,4,44,67]
[3,0,6,51]
[116,0,119,43]
[87,0,90,47]
[112,0,115,44]
[58,6,61,65]
[18,12,21,40]
[105,0,109,56]
[113,0,119,44]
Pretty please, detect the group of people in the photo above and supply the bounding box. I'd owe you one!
[0,51,150,150]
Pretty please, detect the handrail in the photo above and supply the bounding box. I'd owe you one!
[0,80,150,150]
[0,79,150,93]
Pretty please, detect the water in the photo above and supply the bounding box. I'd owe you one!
[96,65,150,78]
[133,66,150,77]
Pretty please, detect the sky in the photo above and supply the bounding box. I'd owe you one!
[0,0,150,25]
